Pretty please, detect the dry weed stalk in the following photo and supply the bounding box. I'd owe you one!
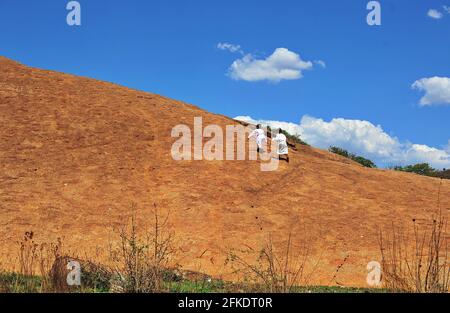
[16,231,62,292]
[379,209,449,292]
[225,232,319,293]
[109,203,175,293]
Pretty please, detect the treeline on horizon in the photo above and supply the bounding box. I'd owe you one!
[328,146,450,180]
[255,126,448,180]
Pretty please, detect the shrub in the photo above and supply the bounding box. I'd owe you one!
[280,129,309,146]
[378,211,449,292]
[266,126,309,146]
[352,156,377,169]
[225,232,319,293]
[108,203,175,293]
[329,146,350,158]
[329,146,377,168]
[15,231,62,292]
[392,164,450,180]
[393,163,437,176]
[435,169,450,180]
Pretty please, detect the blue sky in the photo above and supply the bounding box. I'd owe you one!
[1,0,449,168]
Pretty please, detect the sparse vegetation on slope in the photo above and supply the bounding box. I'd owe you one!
[329,146,377,168]
[108,204,175,293]
[0,218,387,294]
[379,210,449,292]
[266,126,309,146]
[392,163,450,180]
[1,57,450,289]
[225,232,318,293]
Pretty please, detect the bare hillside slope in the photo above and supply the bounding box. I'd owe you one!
[1,57,448,287]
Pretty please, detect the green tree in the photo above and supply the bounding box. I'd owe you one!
[328,146,377,168]
[352,156,377,169]
[394,163,437,176]
[329,146,350,158]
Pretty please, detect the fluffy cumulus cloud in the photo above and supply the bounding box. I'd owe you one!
[428,9,443,19]
[235,115,450,169]
[228,48,314,82]
[412,77,450,106]
[402,144,450,168]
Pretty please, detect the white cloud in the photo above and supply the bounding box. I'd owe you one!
[235,115,450,169]
[236,115,303,140]
[228,48,314,82]
[402,144,450,169]
[412,77,450,106]
[217,42,242,54]
[443,5,450,14]
[428,9,443,19]
[314,60,326,68]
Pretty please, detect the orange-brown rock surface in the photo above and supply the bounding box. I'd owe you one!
[1,56,448,287]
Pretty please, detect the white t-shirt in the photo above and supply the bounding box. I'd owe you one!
[272,133,288,155]
[249,129,267,148]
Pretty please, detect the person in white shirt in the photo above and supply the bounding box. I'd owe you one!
[248,124,267,153]
[272,128,289,163]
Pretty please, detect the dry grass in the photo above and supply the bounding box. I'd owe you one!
[379,209,449,292]
[225,232,320,293]
[0,231,64,292]
[1,204,177,293]
[108,203,176,293]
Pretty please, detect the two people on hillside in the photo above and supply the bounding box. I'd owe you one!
[248,124,289,163]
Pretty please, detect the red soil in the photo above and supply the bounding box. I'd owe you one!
[1,56,449,287]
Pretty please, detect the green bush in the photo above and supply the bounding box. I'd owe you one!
[267,126,309,146]
[329,146,350,158]
[328,146,377,168]
[280,129,309,146]
[352,156,377,169]
[435,169,450,179]
[392,163,449,180]
[393,163,435,176]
